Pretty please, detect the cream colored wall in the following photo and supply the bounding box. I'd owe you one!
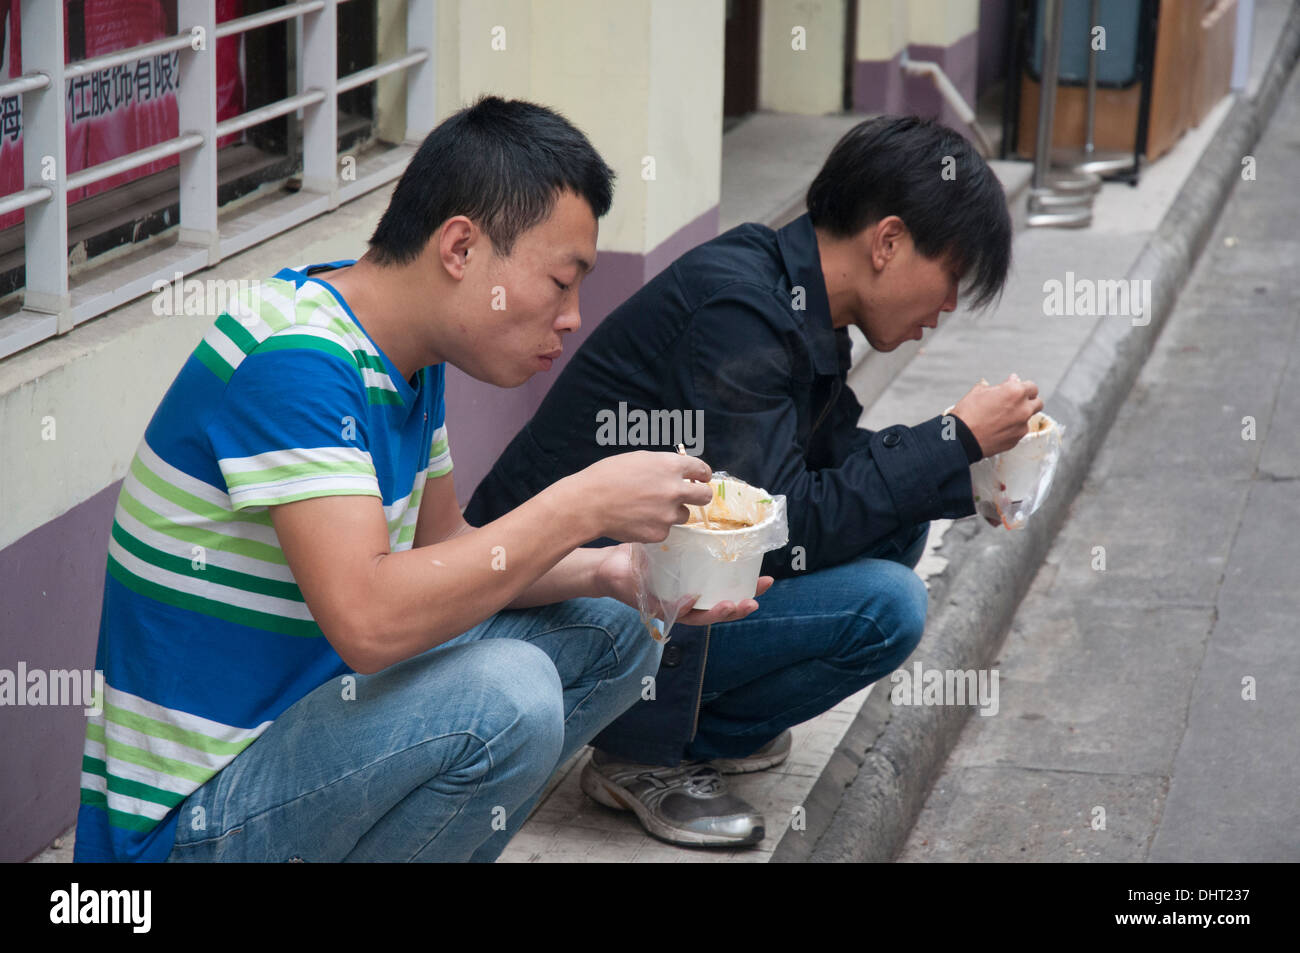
[455,0,533,100]
[908,0,978,46]
[646,0,724,250]
[527,0,651,256]
[436,0,724,256]
[759,0,848,115]
[856,0,910,60]
[854,0,978,60]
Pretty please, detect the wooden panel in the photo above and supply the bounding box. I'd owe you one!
[1015,79,1142,155]
[1193,0,1238,126]
[1146,0,1201,158]
[1015,0,1210,162]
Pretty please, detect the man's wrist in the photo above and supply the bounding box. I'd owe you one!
[582,547,614,600]
[544,473,604,546]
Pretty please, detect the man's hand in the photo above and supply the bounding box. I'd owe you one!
[592,542,773,626]
[560,451,715,543]
[949,373,1045,457]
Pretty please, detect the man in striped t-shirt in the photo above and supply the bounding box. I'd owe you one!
[74,97,768,863]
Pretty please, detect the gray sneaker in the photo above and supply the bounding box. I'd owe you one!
[709,729,793,775]
[580,750,766,847]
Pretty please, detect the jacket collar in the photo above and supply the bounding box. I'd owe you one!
[776,213,841,376]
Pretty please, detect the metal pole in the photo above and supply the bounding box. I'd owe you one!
[178,0,220,263]
[301,0,339,208]
[19,0,70,326]
[1085,0,1099,156]
[1027,0,1096,227]
[1030,0,1063,192]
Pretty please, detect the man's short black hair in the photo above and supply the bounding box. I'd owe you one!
[368,96,615,263]
[806,115,1011,310]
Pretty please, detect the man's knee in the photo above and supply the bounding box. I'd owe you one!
[436,639,566,772]
[617,611,665,686]
[570,597,664,690]
[843,562,929,669]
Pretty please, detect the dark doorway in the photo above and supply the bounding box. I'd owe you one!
[723,0,760,121]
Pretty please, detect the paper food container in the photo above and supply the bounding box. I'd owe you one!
[645,474,788,611]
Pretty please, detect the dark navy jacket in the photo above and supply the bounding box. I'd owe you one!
[465,214,982,764]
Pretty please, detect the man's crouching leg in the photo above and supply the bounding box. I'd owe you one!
[168,638,567,863]
[459,597,664,861]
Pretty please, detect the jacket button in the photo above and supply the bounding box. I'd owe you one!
[662,644,682,667]
[883,432,901,448]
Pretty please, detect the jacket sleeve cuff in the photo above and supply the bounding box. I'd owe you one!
[952,415,984,463]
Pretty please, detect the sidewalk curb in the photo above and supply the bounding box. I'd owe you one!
[774,6,1300,864]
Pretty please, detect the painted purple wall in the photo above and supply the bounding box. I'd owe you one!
[852,30,983,136]
[906,33,981,132]
[1,482,118,862]
[0,202,719,861]
[853,47,908,114]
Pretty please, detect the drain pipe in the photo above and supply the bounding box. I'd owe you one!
[900,49,994,157]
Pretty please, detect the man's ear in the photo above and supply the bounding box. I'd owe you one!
[871,215,909,270]
[437,216,478,281]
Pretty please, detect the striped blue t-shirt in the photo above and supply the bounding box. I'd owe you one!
[73,260,453,862]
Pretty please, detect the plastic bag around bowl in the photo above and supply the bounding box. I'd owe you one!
[969,412,1064,530]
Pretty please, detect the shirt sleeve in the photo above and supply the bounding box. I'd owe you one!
[684,288,976,578]
[426,366,453,479]
[427,424,453,478]
[204,340,381,510]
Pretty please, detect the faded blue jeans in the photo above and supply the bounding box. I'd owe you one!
[165,597,660,863]
[680,520,931,762]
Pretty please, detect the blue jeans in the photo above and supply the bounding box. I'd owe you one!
[680,521,930,762]
[165,597,660,862]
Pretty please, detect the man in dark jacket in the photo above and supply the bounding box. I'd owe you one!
[464,116,1042,847]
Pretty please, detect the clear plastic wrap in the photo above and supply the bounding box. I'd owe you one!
[633,472,788,640]
[968,412,1064,530]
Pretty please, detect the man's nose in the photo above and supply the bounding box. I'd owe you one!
[557,300,581,334]
[943,283,959,312]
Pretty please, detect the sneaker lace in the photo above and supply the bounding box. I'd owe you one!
[684,765,723,796]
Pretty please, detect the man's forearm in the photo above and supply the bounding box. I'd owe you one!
[506,547,607,609]
[357,480,600,671]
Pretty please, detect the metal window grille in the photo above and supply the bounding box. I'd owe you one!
[0,0,436,360]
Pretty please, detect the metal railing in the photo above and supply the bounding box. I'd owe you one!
[1,0,436,360]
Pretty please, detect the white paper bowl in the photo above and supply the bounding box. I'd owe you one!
[646,481,780,611]
[995,413,1058,502]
